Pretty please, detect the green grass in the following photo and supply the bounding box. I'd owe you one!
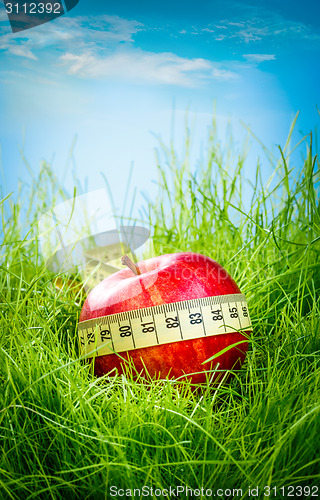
[1,114,320,499]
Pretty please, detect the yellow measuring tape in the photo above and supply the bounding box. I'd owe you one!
[78,293,251,358]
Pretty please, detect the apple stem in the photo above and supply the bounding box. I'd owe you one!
[121,255,141,276]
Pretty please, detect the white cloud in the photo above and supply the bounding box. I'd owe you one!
[243,54,276,63]
[212,68,238,80]
[0,14,143,60]
[0,12,242,88]
[7,45,37,60]
[215,35,227,41]
[202,10,320,44]
[0,34,38,60]
[227,22,245,28]
[60,49,215,87]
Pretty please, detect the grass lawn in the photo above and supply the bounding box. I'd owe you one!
[1,116,320,499]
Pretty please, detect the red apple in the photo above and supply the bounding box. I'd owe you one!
[79,252,249,385]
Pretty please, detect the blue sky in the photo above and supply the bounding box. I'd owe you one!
[0,0,319,222]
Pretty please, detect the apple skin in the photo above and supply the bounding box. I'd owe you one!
[79,252,249,385]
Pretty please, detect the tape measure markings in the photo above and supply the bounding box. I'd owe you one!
[78,293,251,358]
[129,315,136,349]
[199,302,208,337]
[237,300,244,331]
[238,300,244,330]
[175,308,183,341]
